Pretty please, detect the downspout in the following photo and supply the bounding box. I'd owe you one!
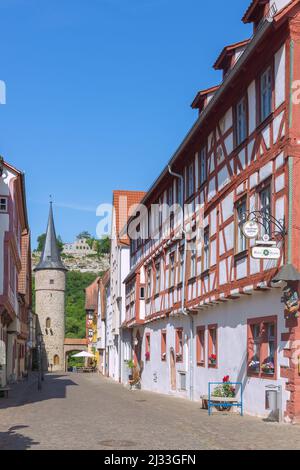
[168,166,194,402]
[288,39,294,265]
[118,246,122,383]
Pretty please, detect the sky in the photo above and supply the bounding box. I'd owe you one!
[0,0,252,248]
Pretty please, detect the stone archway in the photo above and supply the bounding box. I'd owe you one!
[64,339,88,372]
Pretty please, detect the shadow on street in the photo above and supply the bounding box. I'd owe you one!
[0,426,39,450]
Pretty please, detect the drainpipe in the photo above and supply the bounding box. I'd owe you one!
[288,39,295,265]
[168,165,194,402]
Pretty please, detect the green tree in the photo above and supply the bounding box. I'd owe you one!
[65,271,99,339]
[36,233,64,253]
[77,231,91,240]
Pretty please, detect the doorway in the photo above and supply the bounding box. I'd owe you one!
[170,347,176,391]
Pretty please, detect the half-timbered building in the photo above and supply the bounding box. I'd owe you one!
[122,0,300,422]
[0,158,31,386]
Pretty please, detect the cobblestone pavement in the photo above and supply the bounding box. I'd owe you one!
[0,372,300,450]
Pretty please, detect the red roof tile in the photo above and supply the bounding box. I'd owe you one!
[85,277,100,311]
[112,190,146,246]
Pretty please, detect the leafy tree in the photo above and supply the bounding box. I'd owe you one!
[65,271,99,339]
[36,233,64,253]
[77,231,91,240]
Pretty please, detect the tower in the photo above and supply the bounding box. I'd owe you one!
[34,203,67,372]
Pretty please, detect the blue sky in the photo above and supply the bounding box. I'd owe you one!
[0,0,252,247]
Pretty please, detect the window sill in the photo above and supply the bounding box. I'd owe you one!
[197,362,205,368]
[208,364,218,369]
[201,269,210,279]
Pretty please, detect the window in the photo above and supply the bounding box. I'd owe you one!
[146,333,151,361]
[179,249,184,284]
[89,329,93,338]
[247,316,277,378]
[46,318,51,329]
[188,163,194,198]
[208,325,218,368]
[196,327,205,367]
[190,245,197,279]
[177,178,182,206]
[50,279,54,285]
[236,97,247,145]
[161,331,167,362]
[260,67,272,122]
[175,329,183,362]
[0,197,8,212]
[260,186,271,237]
[146,268,152,299]
[199,147,207,186]
[168,185,173,207]
[155,262,161,295]
[169,253,175,287]
[203,228,210,272]
[140,287,145,299]
[236,198,247,253]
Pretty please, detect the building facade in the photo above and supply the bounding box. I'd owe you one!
[0,158,32,386]
[63,238,97,257]
[96,271,109,375]
[85,277,100,367]
[34,204,67,372]
[123,0,300,422]
[107,191,145,383]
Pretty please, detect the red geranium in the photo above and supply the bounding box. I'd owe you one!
[223,375,230,383]
[210,354,217,360]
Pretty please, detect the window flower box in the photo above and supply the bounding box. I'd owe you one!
[208,354,217,366]
[261,362,275,375]
[248,359,260,374]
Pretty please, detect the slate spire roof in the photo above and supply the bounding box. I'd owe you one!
[34,203,67,272]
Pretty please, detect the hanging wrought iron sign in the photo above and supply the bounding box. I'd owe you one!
[242,210,286,260]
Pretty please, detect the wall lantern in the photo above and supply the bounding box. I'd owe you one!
[273,264,300,319]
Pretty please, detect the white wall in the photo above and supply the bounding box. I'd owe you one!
[138,289,289,418]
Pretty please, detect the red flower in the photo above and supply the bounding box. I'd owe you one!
[223,375,230,383]
[210,354,217,360]
[145,352,150,361]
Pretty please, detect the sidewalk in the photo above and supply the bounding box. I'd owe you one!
[0,372,40,410]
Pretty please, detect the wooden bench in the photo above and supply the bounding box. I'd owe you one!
[0,387,11,398]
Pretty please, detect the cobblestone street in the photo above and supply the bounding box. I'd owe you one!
[0,372,300,450]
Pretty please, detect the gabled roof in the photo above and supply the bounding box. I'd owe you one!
[34,203,67,272]
[191,85,220,110]
[112,190,146,246]
[85,277,100,311]
[242,0,269,24]
[213,39,251,70]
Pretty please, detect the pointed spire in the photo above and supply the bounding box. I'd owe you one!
[34,202,67,272]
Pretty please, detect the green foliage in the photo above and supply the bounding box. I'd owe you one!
[66,352,85,368]
[77,231,91,240]
[36,233,63,253]
[65,271,98,339]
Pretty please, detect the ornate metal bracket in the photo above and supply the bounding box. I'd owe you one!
[243,210,287,242]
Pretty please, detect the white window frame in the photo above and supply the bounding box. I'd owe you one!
[0,197,8,213]
[236,97,247,145]
[199,147,207,186]
[260,67,272,122]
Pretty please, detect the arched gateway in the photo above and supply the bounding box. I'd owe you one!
[64,338,88,371]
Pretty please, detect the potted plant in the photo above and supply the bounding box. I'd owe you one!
[209,354,217,366]
[127,359,135,381]
[212,376,236,411]
[261,361,275,375]
[248,358,260,374]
